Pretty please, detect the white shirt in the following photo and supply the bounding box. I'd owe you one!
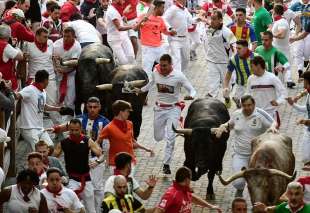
[141,68,196,105]
[104,175,140,196]
[205,26,236,63]
[272,18,290,51]
[19,85,46,129]
[41,187,83,212]
[53,38,82,74]
[27,40,55,79]
[2,44,20,62]
[284,9,296,28]
[106,5,128,41]
[229,107,274,155]
[164,5,193,38]
[7,185,41,213]
[66,20,101,43]
[246,71,287,116]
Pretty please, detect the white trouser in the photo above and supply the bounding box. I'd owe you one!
[169,38,190,73]
[58,72,76,110]
[108,37,135,65]
[232,152,250,190]
[206,61,227,98]
[154,106,181,165]
[46,78,62,125]
[68,179,96,213]
[232,84,246,101]
[294,34,310,71]
[17,128,54,172]
[189,30,201,51]
[90,158,106,213]
[141,45,167,80]
[302,130,310,164]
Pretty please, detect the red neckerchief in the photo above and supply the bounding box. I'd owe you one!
[175,1,185,9]
[284,5,288,11]
[37,168,45,176]
[31,82,44,92]
[69,134,84,144]
[112,3,124,16]
[34,39,48,52]
[214,1,224,9]
[46,186,62,198]
[288,201,305,213]
[172,181,193,193]
[42,11,49,18]
[274,15,283,21]
[240,49,251,59]
[63,40,75,51]
[113,119,127,133]
[155,64,173,76]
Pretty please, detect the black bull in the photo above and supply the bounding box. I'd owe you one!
[174,98,230,199]
[70,43,148,138]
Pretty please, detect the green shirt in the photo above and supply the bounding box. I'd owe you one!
[252,6,272,45]
[255,45,288,73]
[275,202,310,213]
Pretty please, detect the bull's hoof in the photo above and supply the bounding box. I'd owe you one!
[206,194,216,200]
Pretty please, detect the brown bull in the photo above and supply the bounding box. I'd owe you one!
[218,132,296,205]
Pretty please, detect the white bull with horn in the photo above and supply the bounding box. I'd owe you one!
[217,132,296,205]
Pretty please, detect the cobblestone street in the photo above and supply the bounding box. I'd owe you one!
[120,47,309,212]
[36,46,310,212]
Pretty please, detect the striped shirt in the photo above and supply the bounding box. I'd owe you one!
[227,51,256,86]
[101,194,144,213]
[228,22,257,43]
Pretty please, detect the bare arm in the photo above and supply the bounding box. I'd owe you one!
[112,19,133,31]
[223,71,232,89]
[44,104,61,112]
[134,175,157,200]
[192,194,221,212]
[53,142,63,158]
[89,138,103,157]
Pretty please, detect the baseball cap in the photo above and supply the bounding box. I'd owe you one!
[11,8,25,19]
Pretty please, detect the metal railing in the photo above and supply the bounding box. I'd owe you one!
[0,102,16,178]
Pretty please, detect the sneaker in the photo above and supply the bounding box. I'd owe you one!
[163,164,171,174]
[298,70,303,79]
[287,82,296,89]
[235,189,244,197]
[190,50,197,61]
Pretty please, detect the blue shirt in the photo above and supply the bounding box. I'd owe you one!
[290,2,310,32]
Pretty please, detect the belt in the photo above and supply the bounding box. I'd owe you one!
[156,102,175,107]
[177,35,186,38]
[69,172,91,197]
[156,101,185,110]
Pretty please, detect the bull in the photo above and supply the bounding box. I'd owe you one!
[96,65,148,139]
[173,98,230,200]
[61,43,115,115]
[217,132,296,205]
[62,43,148,138]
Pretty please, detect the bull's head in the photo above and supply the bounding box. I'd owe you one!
[217,168,296,205]
[173,124,228,181]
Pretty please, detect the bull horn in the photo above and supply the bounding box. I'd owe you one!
[126,80,146,87]
[217,170,245,186]
[269,169,296,180]
[61,59,78,67]
[95,58,110,64]
[96,83,113,90]
[172,124,192,135]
